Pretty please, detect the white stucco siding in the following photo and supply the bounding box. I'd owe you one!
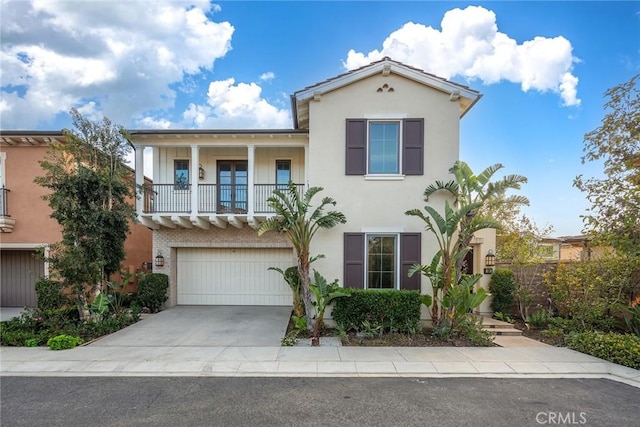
[305,73,467,298]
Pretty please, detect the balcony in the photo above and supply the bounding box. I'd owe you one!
[139,183,305,229]
[0,187,16,232]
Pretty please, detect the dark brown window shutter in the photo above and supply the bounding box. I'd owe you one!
[400,233,421,290]
[402,118,424,175]
[345,119,366,175]
[344,233,365,288]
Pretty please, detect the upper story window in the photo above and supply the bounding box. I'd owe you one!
[346,118,424,176]
[174,160,189,190]
[276,160,291,188]
[368,122,400,174]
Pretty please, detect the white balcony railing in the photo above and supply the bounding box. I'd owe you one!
[142,183,305,215]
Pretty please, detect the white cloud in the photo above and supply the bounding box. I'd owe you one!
[0,0,234,128]
[137,78,292,130]
[344,5,581,106]
[259,72,275,82]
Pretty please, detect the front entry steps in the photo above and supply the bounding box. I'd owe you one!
[480,316,523,337]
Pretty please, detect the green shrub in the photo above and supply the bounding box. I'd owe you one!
[25,338,39,347]
[331,289,421,334]
[136,273,169,312]
[0,327,39,347]
[565,332,640,370]
[528,310,551,329]
[544,256,637,331]
[35,278,70,311]
[488,268,515,314]
[47,334,83,350]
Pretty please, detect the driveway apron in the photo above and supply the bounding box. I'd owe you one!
[89,306,291,347]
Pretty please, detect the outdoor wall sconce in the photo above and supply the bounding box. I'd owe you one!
[155,253,165,267]
[484,249,496,274]
[199,164,205,180]
[142,261,153,270]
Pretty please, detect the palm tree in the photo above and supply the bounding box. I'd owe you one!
[424,161,529,283]
[258,182,346,331]
[406,200,499,322]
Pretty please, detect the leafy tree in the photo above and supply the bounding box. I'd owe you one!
[257,182,346,331]
[574,74,640,256]
[35,109,136,321]
[497,214,554,320]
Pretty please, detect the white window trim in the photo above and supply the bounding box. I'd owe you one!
[364,174,405,181]
[0,152,6,187]
[364,233,400,290]
[366,120,403,176]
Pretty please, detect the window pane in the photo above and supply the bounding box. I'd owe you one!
[367,235,396,289]
[276,160,291,186]
[368,122,399,174]
[175,160,189,189]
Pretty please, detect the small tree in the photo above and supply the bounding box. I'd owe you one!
[497,214,554,320]
[574,74,640,257]
[35,109,135,321]
[258,183,346,331]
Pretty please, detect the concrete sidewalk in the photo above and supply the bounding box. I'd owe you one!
[2,343,639,388]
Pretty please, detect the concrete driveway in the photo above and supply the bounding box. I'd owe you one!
[90,306,291,347]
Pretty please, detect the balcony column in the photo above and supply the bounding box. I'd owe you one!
[247,144,255,216]
[134,145,144,216]
[190,144,199,216]
[304,144,309,189]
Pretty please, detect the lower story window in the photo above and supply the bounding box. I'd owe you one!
[367,234,397,289]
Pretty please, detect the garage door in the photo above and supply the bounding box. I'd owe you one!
[177,248,296,305]
[1,250,43,307]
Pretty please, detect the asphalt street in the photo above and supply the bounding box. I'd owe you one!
[1,377,638,427]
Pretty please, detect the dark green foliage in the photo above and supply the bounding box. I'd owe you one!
[136,274,169,312]
[35,278,70,311]
[34,109,136,320]
[47,334,83,350]
[0,308,136,347]
[488,268,515,314]
[331,289,421,334]
[528,310,551,329]
[565,332,640,370]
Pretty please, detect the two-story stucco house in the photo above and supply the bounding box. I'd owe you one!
[0,131,153,308]
[130,58,496,317]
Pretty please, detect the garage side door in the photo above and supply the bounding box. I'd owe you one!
[177,248,295,305]
[0,250,43,307]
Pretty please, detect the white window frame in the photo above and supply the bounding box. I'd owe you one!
[364,233,400,290]
[365,120,403,178]
[0,152,6,187]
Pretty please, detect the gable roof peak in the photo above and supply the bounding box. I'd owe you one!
[291,57,481,129]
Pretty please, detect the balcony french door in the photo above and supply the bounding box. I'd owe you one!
[217,161,248,214]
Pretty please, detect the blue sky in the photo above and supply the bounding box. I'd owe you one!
[1,1,638,236]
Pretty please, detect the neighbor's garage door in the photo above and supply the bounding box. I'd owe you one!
[177,248,295,305]
[0,250,43,307]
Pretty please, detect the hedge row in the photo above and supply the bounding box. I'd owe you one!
[331,289,421,333]
[565,331,640,370]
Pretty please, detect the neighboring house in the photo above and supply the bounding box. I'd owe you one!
[0,131,153,308]
[559,235,610,261]
[130,57,497,317]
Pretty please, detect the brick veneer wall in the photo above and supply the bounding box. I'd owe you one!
[152,225,293,307]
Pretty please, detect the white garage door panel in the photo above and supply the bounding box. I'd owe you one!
[177,248,295,305]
